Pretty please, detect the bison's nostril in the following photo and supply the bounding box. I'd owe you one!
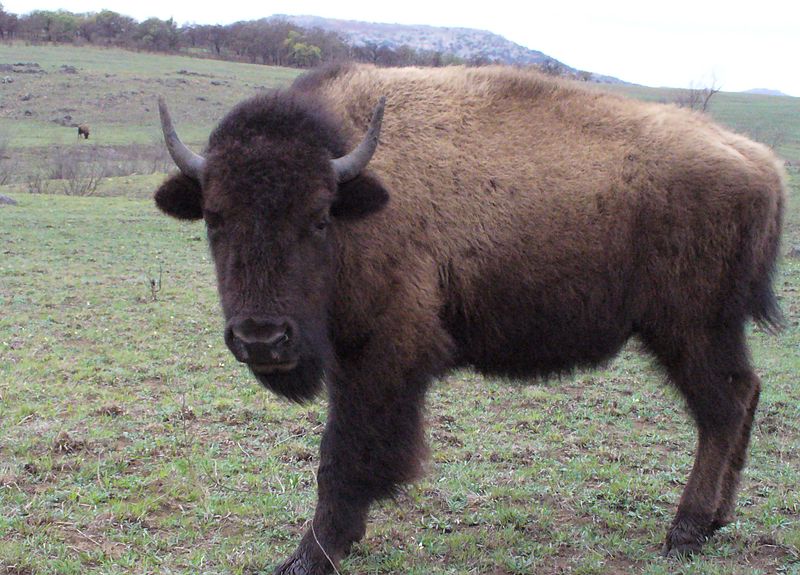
[232,319,285,343]
[262,327,291,347]
[225,316,299,365]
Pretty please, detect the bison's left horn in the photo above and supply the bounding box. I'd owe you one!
[158,96,207,182]
[331,96,386,184]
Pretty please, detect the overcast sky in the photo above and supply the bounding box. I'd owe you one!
[5,0,799,96]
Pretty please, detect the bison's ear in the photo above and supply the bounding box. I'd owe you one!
[332,172,389,220]
[154,174,202,220]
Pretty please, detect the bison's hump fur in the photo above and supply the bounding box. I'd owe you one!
[302,65,785,378]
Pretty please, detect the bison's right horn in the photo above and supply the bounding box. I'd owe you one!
[158,96,207,182]
[331,96,386,184]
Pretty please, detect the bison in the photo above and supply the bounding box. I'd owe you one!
[77,124,90,139]
[154,64,785,574]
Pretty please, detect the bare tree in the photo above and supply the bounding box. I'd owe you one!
[538,59,566,77]
[675,78,721,112]
[49,146,108,195]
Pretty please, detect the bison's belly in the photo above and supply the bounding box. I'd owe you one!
[442,268,634,379]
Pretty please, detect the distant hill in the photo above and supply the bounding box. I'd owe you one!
[744,88,790,97]
[273,15,623,84]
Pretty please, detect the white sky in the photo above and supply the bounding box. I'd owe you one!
[5,0,799,96]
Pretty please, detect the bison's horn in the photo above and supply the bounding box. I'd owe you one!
[331,96,386,184]
[158,96,207,182]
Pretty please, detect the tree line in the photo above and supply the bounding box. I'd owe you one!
[0,5,493,69]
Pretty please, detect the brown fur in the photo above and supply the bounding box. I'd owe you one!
[154,64,786,574]
[77,124,90,139]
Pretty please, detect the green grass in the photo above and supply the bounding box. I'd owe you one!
[608,84,800,162]
[0,44,296,80]
[1,43,798,159]
[0,44,300,148]
[1,178,799,574]
[1,43,799,574]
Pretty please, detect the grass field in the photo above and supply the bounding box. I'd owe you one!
[607,84,800,163]
[0,44,300,148]
[1,44,800,575]
[1,44,799,159]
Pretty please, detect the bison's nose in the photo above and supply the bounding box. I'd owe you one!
[224,316,299,371]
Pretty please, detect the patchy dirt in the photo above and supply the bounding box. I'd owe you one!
[0,565,36,575]
[94,403,124,417]
[0,472,20,488]
[55,521,127,561]
[163,405,196,423]
[52,431,87,454]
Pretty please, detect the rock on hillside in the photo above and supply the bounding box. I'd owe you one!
[280,15,554,65]
[274,14,622,84]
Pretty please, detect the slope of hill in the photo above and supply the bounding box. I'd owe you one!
[745,88,790,97]
[1,43,797,181]
[276,15,628,84]
[0,44,300,148]
[607,83,800,162]
[275,15,574,70]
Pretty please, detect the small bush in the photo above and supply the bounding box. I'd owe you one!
[49,146,108,196]
[0,132,13,186]
[26,171,50,194]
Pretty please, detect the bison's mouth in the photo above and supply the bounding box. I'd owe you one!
[247,356,324,403]
[249,360,299,374]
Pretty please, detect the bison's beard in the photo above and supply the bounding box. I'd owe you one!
[248,327,333,403]
[250,355,325,403]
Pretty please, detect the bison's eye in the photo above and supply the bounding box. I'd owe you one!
[203,209,223,230]
[313,215,330,238]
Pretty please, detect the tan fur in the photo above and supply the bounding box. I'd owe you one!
[315,66,785,352]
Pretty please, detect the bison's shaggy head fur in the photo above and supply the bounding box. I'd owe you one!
[155,92,388,401]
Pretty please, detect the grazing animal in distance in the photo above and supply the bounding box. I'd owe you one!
[77,124,90,139]
[153,64,786,574]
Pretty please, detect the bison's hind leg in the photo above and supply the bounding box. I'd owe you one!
[709,373,760,533]
[640,324,759,556]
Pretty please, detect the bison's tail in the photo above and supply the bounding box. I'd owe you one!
[748,161,787,335]
[751,276,784,334]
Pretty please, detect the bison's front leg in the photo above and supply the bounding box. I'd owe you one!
[273,260,453,574]
[273,361,439,574]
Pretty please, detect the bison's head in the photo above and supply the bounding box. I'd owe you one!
[154,93,388,402]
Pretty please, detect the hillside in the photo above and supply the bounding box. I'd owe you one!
[0,44,300,149]
[274,14,621,83]
[745,88,790,97]
[279,15,556,65]
[606,83,800,162]
[0,43,798,188]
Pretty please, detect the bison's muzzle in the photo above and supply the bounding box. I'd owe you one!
[224,316,299,373]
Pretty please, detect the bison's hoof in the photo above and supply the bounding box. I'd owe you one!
[273,551,330,575]
[273,555,310,575]
[708,508,734,535]
[706,517,730,536]
[663,520,706,557]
